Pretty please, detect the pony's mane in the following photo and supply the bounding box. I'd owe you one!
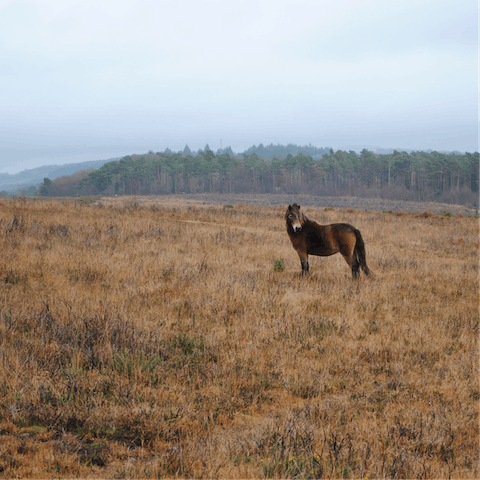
[292,204,308,224]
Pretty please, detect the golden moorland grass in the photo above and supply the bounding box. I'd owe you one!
[0,196,478,479]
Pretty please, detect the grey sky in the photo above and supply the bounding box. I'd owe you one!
[0,0,477,173]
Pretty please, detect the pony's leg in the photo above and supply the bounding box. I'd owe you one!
[301,259,310,275]
[351,257,360,279]
[341,252,360,279]
[297,251,309,275]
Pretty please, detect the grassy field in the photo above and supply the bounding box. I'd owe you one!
[0,196,478,479]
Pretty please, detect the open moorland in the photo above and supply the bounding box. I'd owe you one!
[0,195,478,479]
[98,193,478,215]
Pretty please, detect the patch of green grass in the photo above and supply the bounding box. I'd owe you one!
[3,269,28,285]
[273,257,286,272]
[470,389,479,400]
[74,195,102,205]
[113,348,162,380]
[19,424,47,435]
[289,381,320,399]
[260,452,324,479]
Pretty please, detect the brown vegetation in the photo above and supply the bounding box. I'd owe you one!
[0,196,478,478]
[42,170,94,197]
[97,192,479,216]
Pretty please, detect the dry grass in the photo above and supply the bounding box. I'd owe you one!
[0,196,478,479]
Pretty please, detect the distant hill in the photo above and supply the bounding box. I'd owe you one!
[0,158,121,193]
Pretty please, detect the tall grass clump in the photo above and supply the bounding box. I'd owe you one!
[273,257,286,272]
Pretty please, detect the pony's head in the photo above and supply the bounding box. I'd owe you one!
[285,203,305,232]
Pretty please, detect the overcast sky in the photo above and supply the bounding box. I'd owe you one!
[0,0,477,173]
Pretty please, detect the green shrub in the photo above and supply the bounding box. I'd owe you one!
[273,258,285,272]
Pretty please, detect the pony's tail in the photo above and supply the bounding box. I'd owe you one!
[354,229,374,278]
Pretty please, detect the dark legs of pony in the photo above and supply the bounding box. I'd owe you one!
[298,228,372,279]
[342,253,369,279]
[351,256,361,279]
[296,249,310,276]
[301,260,309,275]
[301,255,360,278]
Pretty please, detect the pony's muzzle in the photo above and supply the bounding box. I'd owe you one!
[292,224,302,232]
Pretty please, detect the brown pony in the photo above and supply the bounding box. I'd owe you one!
[285,203,372,279]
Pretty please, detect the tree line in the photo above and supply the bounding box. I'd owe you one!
[38,147,479,206]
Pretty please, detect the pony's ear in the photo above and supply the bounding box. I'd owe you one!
[293,203,300,209]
